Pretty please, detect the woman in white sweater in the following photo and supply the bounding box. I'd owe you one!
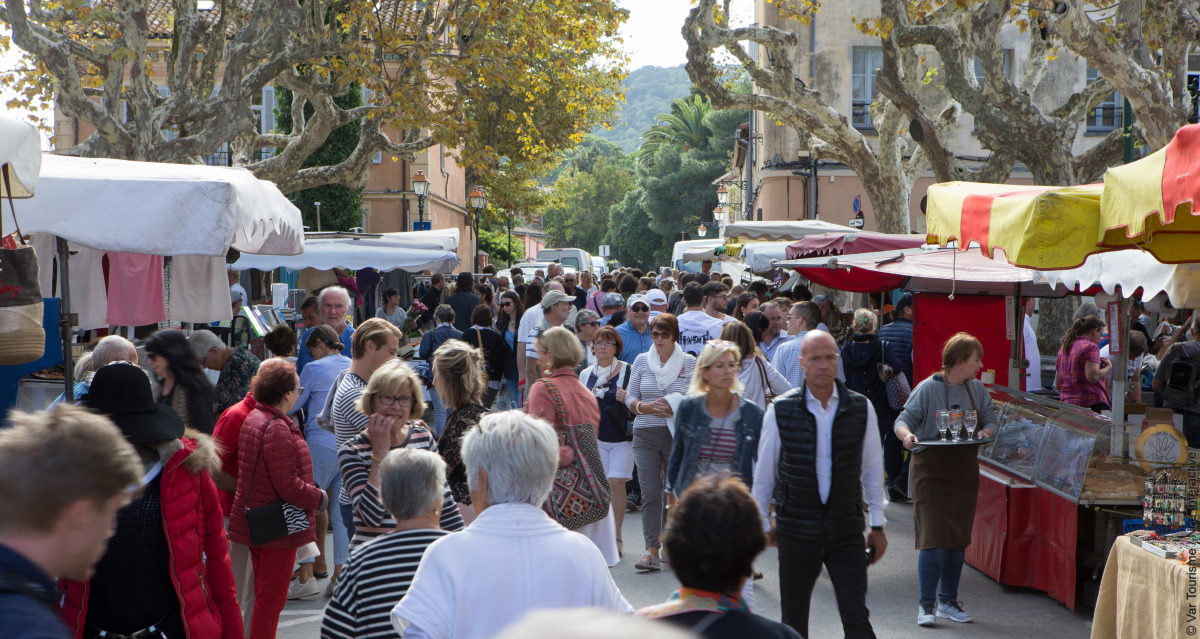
[721,321,792,407]
[624,313,696,572]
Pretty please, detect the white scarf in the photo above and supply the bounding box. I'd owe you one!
[647,343,685,391]
[591,360,619,384]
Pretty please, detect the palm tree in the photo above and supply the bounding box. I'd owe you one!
[636,94,713,166]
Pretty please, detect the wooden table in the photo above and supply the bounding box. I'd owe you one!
[1091,536,1200,638]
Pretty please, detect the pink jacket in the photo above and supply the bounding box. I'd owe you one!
[527,368,601,428]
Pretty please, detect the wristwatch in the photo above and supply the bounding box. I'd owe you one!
[870,525,885,532]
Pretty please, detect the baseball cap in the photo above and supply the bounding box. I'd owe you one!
[628,294,650,309]
[894,293,913,314]
[541,290,576,309]
[645,289,668,306]
[602,292,625,309]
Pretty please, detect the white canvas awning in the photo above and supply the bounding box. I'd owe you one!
[6,154,304,256]
[1036,250,1200,309]
[0,116,41,198]
[232,233,460,273]
[723,220,856,242]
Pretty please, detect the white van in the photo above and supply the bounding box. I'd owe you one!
[537,248,591,272]
[590,255,607,277]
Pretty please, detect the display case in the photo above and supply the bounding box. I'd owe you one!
[981,385,1144,504]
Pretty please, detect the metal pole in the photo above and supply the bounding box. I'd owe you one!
[1111,291,1129,458]
[57,236,75,401]
[314,201,322,233]
[418,195,425,230]
[507,216,512,267]
[1010,283,1022,391]
[473,209,480,274]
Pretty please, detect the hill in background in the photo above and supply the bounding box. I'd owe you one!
[594,65,692,153]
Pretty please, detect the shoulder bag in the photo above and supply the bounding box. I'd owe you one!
[879,342,912,410]
[0,166,43,366]
[538,379,612,530]
[243,424,310,545]
[754,357,777,404]
[601,363,636,438]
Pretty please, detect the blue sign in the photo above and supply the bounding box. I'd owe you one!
[412,221,431,231]
[853,195,861,213]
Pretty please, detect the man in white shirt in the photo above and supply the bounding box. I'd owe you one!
[676,283,723,356]
[773,301,845,387]
[702,281,737,325]
[752,330,888,639]
[758,302,793,361]
[522,286,573,390]
[1022,298,1042,392]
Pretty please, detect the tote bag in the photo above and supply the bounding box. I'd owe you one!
[537,379,612,530]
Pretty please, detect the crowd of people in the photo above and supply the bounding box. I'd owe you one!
[16,257,1199,639]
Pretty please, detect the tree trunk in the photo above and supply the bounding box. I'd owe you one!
[1037,297,1078,364]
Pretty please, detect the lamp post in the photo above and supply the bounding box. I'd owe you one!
[469,186,487,273]
[506,213,513,267]
[314,201,321,232]
[698,223,708,238]
[716,185,729,207]
[411,170,430,231]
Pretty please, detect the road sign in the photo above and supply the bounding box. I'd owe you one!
[599,244,610,257]
[412,221,431,231]
[849,210,865,229]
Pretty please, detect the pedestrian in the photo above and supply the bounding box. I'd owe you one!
[461,305,506,407]
[475,281,497,316]
[51,335,137,405]
[496,290,525,408]
[841,309,907,503]
[617,293,653,364]
[433,341,489,524]
[638,475,802,639]
[732,292,760,321]
[677,283,723,356]
[751,330,888,639]
[523,285,574,390]
[321,449,451,639]
[292,324,352,597]
[758,302,793,361]
[877,293,914,384]
[0,405,142,639]
[599,291,626,326]
[445,272,480,333]
[375,287,407,329]
[1021,298,1043,392]
[145,329,217,434]
[1153,317,1200,446]
[564,271,587,310]
[1054,315,1112,412]
[65,363,241,639]
[527,327,619,565]
[296,286,356,374]
[574,308,602,372]
[703,281,737,325]
[390,411,633,638]
[227,358,328,638]
[420,305,465,436]
[645,288,669,319]
[894,332,998,627]
[262,324,298,363]
[579,325,634,557]
[772,301,846,388]
[721,321,791,407]
[590,278,617,315]
[190,329,262,415]
[339,360,464,550]
[626,313,697,572]
[420,273,446,325]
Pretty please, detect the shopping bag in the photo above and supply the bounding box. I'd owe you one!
[0,166,44,366]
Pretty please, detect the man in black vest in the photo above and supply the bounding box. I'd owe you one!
[752,330,889,639]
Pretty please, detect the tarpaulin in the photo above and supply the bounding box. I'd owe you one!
[912,293,1011,386]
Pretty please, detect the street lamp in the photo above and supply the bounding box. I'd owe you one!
[716,184,729,206]
[412,170,429,231]
[469,186,487,273]
[698,223,708,238]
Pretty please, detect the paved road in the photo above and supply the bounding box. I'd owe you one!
[276,500,1095,638]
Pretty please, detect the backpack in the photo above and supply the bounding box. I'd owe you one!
[1162,356,1200,408]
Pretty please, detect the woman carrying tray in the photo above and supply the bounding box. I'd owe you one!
[893,332,997,629]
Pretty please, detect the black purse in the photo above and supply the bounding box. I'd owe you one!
[602,364,635,439]
[243,431,308,546]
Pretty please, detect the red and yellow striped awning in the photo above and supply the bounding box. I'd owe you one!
[925,181,1105,270]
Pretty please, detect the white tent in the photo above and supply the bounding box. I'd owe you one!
[232,234,460,274]
[300,228,460,253]
[723,220,856,242]
[0,116,41,198]
[5,154,304,256]
[1036,250,1200,309]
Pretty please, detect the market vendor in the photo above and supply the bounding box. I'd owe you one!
[893,332,997,628]
[296,286,356,374]
[188,330,261,415]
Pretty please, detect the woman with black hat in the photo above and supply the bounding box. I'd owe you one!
[60,362,243,639]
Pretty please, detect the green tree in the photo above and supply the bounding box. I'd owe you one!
[636,94,714,165]
[543,155,634,251]
[275,85,363,232]
[604,188,664,269]
[478,227,525,268]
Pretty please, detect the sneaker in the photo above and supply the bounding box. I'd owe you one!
[287,578,320,600]
[325,577,337,598]
[936,600,973,623]
[888,484,911,503]
[918,603,936,626]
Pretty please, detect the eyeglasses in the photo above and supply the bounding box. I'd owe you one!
[650,331,672,339]
[631,305,650,312]
[377,394,414,407]
[581,321,600,327]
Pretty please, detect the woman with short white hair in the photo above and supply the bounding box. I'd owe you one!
[391,410,632,639]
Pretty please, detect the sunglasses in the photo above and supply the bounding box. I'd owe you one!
[651,331,672,339]
[377,394,414,407]
[631,305,649,312]
[581,321,600,327]
[500,301,513,307]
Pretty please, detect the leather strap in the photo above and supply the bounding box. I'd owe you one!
[1,165,27,245]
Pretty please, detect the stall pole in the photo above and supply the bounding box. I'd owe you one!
[1009,283,1022,389]
[56,236,75,401]
[1110,291,1129,458]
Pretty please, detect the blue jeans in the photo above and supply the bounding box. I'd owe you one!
[502,376,521,409]
[339,502,355,546]
[298,438,348,566]
[429,389,448,438]
[918,548,965,605]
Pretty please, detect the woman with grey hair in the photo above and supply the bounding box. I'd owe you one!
[392,410,632,639]
[574,308,601,372]
[322,449,451,639]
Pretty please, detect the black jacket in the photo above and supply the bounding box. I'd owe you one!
[445,292,481,332]
[461,326,507,382]
[419,286,444,324]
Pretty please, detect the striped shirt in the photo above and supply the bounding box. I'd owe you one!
[338,426,465,548]
[331,372,369,506]
[320,528,450,639]
[624,352,697,430]
[696,408,738,463]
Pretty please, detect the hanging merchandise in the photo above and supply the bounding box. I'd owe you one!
[168,254,233,323]
[105,252,166,327]
[0,166,44,366]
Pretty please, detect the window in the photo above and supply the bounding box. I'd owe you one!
[251,86,275,160]
[373,151,383,164]
[1086,66,1122,133]
[851,47,883,130]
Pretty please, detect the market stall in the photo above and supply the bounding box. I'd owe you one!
[3,153,304,404]
[722,219,856,241]
[785,230,926,259]
[1091,536,1199,638]
[231,231,461,273]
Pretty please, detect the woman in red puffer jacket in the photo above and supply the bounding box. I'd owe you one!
[228,359,327,639]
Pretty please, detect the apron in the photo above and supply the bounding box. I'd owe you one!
[911,377,981,550]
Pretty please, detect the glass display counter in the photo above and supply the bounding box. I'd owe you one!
[981,385,1144,504]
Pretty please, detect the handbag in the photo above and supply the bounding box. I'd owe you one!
[538,379,612,530]
[878,342,912,410]
[755,357,777,405]
[243,428,309,546]
[600,364,635,438]
[0,166,43,366]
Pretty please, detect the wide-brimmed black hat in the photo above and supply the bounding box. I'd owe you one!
[83,363,185,445]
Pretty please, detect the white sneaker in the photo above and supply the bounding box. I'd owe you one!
[936,600,973,623]
[917,603,936,626]
[287,577,320,600]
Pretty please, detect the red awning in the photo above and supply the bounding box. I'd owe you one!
[786,231,926,260]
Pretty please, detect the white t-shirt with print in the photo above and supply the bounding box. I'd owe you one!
[677,310,724,356]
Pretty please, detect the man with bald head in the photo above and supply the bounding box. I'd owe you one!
[751,330,888,639]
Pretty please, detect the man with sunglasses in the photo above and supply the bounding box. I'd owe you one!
[616,294,654,365]
[524,289,576,387]
[563,273,587,310]
[702,281,737,325]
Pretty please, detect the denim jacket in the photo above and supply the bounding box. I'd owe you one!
[666,394,764,497]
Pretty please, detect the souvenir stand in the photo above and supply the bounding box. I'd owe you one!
[778,243,1144,610]
[1,154,305,405]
